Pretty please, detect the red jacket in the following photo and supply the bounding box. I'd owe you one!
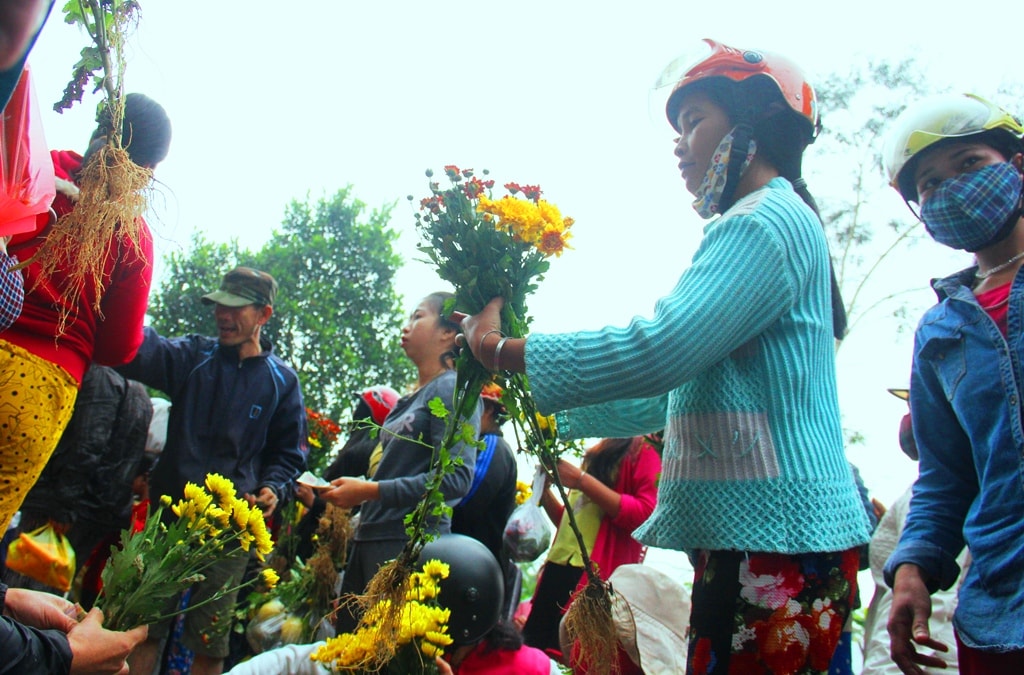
[4,150,152,384]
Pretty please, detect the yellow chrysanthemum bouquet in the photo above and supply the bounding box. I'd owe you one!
[311,559,453,674]
[414,167,619,673]
[412,166,574,467]
[95,473,275,631]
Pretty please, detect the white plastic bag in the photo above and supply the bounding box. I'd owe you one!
[503,467,552,563]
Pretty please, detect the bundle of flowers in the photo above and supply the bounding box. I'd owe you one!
[306,407,342,475]
[243,503,352,651]
[311,558,453,674]
[414,167,617,673]
[412,165,574,469]
[95,473,275,631]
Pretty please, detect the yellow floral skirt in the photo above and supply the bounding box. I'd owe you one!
[0,339,78,533]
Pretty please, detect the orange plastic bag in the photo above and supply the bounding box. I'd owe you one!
[0,65,55,237]
[6,523,76,592]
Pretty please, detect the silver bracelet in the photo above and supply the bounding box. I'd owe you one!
[493,336,509,371]
[477,329,504,357]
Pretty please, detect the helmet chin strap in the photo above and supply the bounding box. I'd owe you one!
[717,123,755,212]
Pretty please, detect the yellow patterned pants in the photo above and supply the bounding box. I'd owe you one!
[0,339,77,534]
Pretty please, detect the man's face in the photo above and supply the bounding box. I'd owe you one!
[213,302,267,349]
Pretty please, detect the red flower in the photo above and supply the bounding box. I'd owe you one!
[738,554,805,610]
[808,598,844,671]
[520,184,543,202]
[691,637,715,675]
[756,600,814,674]
[462,177,490,200]
[443,165,462,181]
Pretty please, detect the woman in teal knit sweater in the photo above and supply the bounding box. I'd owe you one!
[457,39,872,674]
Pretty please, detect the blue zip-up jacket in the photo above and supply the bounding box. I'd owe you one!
[885,265,1024,651]
[119,327,307,506]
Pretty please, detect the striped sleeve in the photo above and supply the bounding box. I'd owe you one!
[526,196,804,416]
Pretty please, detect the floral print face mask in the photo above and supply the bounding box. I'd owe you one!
[691,125,758,220]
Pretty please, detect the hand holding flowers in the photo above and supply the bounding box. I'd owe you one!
[418,167,619,673]
[95,473,276,632]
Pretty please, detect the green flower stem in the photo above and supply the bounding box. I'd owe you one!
[504,372,601,588]
[99,506,268,630]
[82,0,119,104]
[143,568,261,625]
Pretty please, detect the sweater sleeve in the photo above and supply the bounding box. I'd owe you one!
[555,394,668,441]
[884,330,975,592]
[256,362,309,501]
[525,202,801,416]
[93,219,153,366]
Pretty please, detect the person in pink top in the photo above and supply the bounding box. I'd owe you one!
[522,436,662,660]
[0,92,170,533]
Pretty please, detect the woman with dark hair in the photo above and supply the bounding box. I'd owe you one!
[456,39,871,673]
[321,292,480,633]
[881,93,1024,674]
[521,436,660,661]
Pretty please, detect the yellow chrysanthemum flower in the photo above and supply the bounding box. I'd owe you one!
[207,506,231,529]
[204,473,236,508]
[421,559,449,580]
[537,226,571,257]
[261,568,279,589]
[182,482,213,512]
[230,498,251,529]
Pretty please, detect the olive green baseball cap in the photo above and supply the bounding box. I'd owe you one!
[201,266,277,307]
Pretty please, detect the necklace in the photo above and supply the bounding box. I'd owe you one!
[976,250,1024,280]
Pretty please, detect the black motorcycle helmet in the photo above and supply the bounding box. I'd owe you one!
[417,534,504,646]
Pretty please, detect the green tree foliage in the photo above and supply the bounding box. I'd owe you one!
[148,233,242,338]
[148,188,414,422]
[260,189,413,420]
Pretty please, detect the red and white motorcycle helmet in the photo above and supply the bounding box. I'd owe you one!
[359,385,400,425]
[659,38,819,138]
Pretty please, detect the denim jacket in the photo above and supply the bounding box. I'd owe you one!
[884,266,1024,651]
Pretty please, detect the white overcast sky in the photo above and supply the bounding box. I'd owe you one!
[23,0,1022,509]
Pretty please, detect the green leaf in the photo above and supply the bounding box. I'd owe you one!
[427,397,448,420]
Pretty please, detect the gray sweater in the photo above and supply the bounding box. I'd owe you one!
[355,370,480,542]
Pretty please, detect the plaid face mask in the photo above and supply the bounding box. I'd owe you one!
[920,162,1024,252]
